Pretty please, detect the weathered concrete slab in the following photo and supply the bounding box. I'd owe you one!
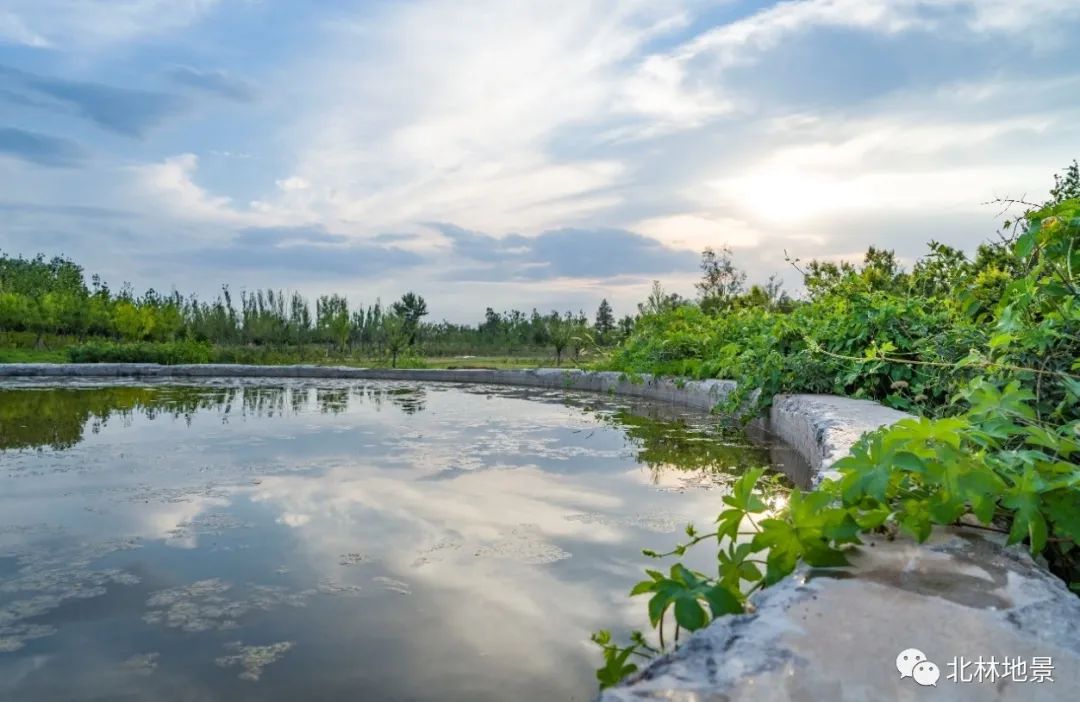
[765,393,913,484]
[599,528,1080,701]
[600,398,1080,702]
[0,364,739,412]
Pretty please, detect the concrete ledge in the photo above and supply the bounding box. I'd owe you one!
[599,528,1080,701]
[765,393,913,484]
[0,363,739,413]
[599,400,1080,699]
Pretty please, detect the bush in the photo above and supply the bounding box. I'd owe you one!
[594,186,1080,689]
[67,340,213,365]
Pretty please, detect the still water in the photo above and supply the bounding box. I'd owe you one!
[0,379,804,702]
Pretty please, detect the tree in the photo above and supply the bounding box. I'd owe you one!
[638,281,683,317]
[316,295,350,352]
[380,313,410,368]
[546,312,574,366]
[696,246,745,314]
[113,301,148,341]
[595,299,615,345]
[391,292,428,346]
[1050,159,1080,204]
[501,309,528,355]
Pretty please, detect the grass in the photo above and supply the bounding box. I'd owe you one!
[0,348,68,363]
[419,355,553,369]
[0,345,561,370]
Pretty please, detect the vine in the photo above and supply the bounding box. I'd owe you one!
[593,189,1079,689]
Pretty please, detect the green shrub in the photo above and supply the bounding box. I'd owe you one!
[594,189,1079,690]
[67,340,213,365]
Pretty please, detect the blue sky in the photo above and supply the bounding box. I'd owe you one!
[1,0,1078,321]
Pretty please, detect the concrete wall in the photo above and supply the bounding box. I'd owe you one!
[0,363,746,412]
[2,363,1078,699]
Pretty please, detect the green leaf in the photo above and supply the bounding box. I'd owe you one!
[1043,491,1080,544]
[647,591,670,627]
[898,499,933,542]
[703,584,744,617]
[1015,231,1036,259]
[673,597,707,631]
[715,508,743,541]
[1002,469,1050,553]
[723,467,768,513]
[595,646,639,689]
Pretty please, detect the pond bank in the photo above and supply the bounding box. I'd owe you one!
[2,363,1079,699]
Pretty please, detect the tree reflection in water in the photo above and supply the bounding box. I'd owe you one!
[0,382,430,450]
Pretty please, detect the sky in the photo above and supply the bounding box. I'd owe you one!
[1,0,1078,323]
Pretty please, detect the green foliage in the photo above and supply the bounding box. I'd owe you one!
[595,298,615,344]
[380,313,411,368]
[595,167,1080,690]
[544,311,589,366]
[0,251,624,363]
[67,340,213,364]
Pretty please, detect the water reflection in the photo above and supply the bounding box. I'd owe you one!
[0,382,430,450]
[0,380,803,702]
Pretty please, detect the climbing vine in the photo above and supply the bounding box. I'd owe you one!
[594,176,1079,689]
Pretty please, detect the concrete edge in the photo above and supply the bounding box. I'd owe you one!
[0,363,742,413]
[764,393,914,484]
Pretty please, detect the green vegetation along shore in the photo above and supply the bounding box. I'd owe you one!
[589,163,1080,688]
[0,256,632,367]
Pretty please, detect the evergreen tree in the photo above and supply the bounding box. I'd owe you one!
[595,299,615,345]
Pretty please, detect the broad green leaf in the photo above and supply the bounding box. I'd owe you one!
[673,597,707,631]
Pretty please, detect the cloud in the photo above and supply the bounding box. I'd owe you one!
[166,65,255,101]
[132,153,263,224]
[232,226,342,247]
[2,0,1079,320]
[255,0,1080,238]
[0,10,49,47]
[261,0,692,234]
[434,223,699,281]
[174,225,424,276]
[701,111,1066,226]
[0,127,84,167]
[275,176,309,192]
[612,0,1080,139]
[0,201,131,218]
[0,0,223,49]
[0,65,182,136]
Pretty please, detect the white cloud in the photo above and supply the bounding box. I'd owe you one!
[5,0,1080,318]
[706,113,1061,225]
[275,176,310,192]
[673,0,1080,64]
[253,0,1080,243]
[634,213,762,252]
[250,0,698,236]
[0,0,222,48]
[132,153,268,225]
[0,11,50,47]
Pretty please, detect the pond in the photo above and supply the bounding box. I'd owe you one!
[0,379,806,702]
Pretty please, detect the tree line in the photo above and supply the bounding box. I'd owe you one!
[0,252,639,365]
